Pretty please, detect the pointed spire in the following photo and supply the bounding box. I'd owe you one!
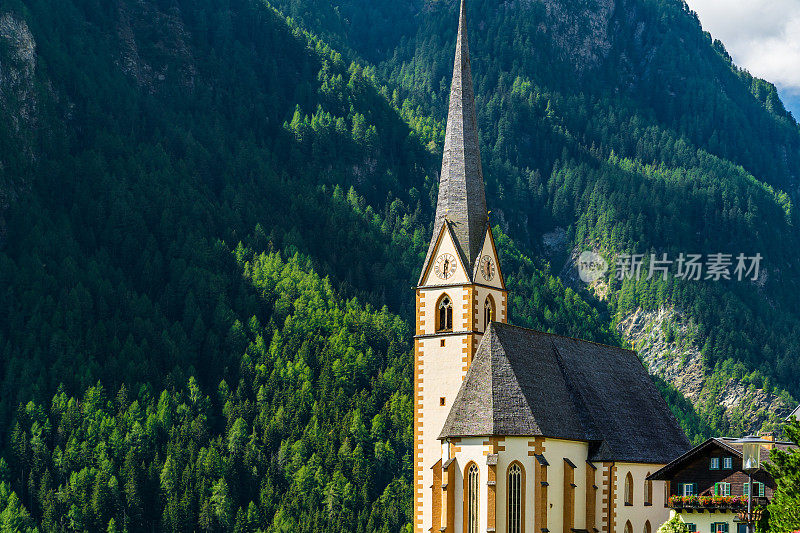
[429,0,488,272]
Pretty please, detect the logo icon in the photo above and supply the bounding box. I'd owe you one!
[578,251,608,283]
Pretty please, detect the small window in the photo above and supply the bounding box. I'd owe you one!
[712,523,730,533]
[744,482,765,497]
[714,482,731,496]
[683,483,696,496]
[644,476,653,506]
[440,397,446,406]
[643,521,652,533]
[484,296,495,331]
[723,457,733,469]
[440,339,446,347]
[710,457,720,470]
[686,524,697,533]
[624,521,633,533]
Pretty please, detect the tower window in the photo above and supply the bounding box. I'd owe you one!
[440,397,446,406]
[437,295,453,332]
[484,295,495,330]
[467,463,479,533]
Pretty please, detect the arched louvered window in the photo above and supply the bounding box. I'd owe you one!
[644,521,652,533]
[484,296,495,330]
[466,463,479,533]
[437,294,453,332]
[644,474,653,506]
[624,521,633,533]
[507,462,524,533]
[624,472,634,505]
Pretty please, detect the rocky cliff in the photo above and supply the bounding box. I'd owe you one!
[618,306,795,435]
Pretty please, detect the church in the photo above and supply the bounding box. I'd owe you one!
[413,2,692,533]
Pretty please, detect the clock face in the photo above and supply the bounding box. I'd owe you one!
[434,254,458,280]
[480,256,496,281]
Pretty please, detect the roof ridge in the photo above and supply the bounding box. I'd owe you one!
[492,322,635,353]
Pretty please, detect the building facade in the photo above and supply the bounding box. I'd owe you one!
[413,2,691,532]
[648,437,795,533]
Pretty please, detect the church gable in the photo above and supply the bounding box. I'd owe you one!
[472,227,505,289]
[419,222,471,287]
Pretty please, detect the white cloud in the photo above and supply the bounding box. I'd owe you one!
[685,0,800,89]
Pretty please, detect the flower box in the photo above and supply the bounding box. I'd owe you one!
[668,495,747,510]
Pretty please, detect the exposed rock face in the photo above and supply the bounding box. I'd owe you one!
[116,0,196,93]
[501,0,616,71]
[0,13,37,133]
[0,13,38,244]
[618,306,794,434]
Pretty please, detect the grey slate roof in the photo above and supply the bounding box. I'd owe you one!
[440,323,691,464]
[421,0,487,282]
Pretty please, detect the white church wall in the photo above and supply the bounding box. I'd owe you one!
[493,437,537,533]
[452,437,491,533]
[541,438,591,533]
[614,463,670,533]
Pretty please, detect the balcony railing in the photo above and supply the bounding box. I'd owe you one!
[668,495,767,511]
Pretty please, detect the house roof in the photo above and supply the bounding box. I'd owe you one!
[789,404,800,421]
[421,0,487,282]
[647,437,798,480]
[440,323,691,464]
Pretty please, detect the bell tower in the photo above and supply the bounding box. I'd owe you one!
[414,1,507,531]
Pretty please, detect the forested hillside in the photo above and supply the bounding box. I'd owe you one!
[270,0,800,432]
[0,0,620,528]
[1,0,799,529]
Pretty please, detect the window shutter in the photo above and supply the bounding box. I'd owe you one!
[710,523,715,533]
[693,483,698,495]
[714,483,719,496]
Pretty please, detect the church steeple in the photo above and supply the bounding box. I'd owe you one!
[424,0,487,278]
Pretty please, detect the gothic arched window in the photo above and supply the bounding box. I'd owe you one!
[507,462,524,533]
[644,474,653,506]
[466,463,479,533]
[437,294,453,332]
[624,522,633,533]
[624,472,634,505]
[644,521,652,533]
[484,295,495,330]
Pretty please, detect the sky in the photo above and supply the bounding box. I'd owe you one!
[684,0,800,119]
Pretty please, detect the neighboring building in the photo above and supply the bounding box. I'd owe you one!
[789,404,800,422]
[648,437,796,533]
[413,1,691,532]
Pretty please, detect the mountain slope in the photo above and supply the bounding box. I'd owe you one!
[0,0,628,529]
[269,0,800,432]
